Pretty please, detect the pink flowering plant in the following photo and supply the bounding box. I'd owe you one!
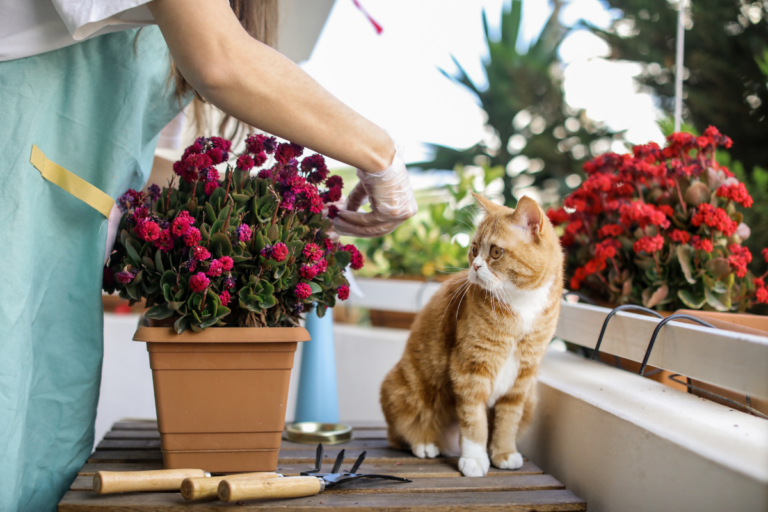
[547,127,768,311]
[103,135,363,332]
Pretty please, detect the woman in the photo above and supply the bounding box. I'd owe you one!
[0,1,416,510]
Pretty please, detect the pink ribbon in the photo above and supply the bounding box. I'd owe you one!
[351,0,383,34]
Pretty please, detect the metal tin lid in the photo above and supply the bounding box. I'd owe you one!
[285,422,353,445]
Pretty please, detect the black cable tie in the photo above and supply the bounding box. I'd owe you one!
[592,305,663,361]
[639,314,715,376]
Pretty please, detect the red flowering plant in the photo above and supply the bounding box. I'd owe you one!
[547,127,768,311]
[103,134,362,332]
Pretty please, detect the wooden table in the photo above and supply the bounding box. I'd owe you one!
[59,420,586,511]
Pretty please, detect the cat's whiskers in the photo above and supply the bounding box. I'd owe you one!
[439,279,471,327]
[454,281,472,322]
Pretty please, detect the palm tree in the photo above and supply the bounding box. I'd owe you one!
[415,0,610,207]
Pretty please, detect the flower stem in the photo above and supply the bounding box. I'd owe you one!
[674,179,687,214]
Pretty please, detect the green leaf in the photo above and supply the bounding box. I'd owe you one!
[160,270,177,289]
[125,283,140,301]
[232,193,250,207]
[287,240,305,257]
[274,266,286,279]
[267,224,280,242]
[174,315,191,334]
[209,186,226,211]
[678,289,707,309]
[142,256,155,271]
[254,232,266,253]
[145,303,174,320]
[210,233,233,256]
[258,295,276,308]
[712,280,728,294]
[211,219,224,234]
[705,288,731,312]
[154,250,165,273]
[334,250,351,269]
[125,238,141,265]
[676,245,697,284]
[204,203,217,225]
[308,282,323,295]
[316,304,328,318]
[705,257,731,278]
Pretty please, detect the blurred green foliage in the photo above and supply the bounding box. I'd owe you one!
[353,166,504,278]
[590,0,768,175]
[413,0,611,207]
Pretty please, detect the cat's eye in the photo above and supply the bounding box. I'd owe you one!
[490,245,503,259]
[471,244,479,257]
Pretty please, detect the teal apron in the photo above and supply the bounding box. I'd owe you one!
[0,28,186,511]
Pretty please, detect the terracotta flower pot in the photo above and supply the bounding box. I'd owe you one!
[133,323,310,473]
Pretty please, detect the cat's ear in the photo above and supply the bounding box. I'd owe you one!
[512,196,544,236]
[472,193,502,213]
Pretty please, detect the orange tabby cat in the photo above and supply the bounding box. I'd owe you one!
[380,194,563,477]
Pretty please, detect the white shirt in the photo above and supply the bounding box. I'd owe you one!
[0,1,156,62]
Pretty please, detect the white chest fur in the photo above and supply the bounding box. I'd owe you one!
[500,278,554,334]
[486,278,553,407]
[487,349,519,408]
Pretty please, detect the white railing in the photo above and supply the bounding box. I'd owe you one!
[348,278,768,401]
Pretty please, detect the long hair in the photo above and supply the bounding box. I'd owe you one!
[171,0,278,140]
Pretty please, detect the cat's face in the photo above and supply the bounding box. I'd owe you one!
[467,194,561,294]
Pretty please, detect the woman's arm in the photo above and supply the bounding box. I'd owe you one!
[147,0,394,174]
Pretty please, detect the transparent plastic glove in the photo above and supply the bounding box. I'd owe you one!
[332,140,417,237]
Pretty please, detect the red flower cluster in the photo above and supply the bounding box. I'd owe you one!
[691,203,737,237]
[716,182,753,208]
[173,137,232,194]
[633,235,664,255]
[295,282,312,300]
[670,230,690,244]
[554,126,766,309]
[728,244,752,278]
[343,244,365,270]
[691,235,713,253]
[598,224,623,238]
[619,203,670,230]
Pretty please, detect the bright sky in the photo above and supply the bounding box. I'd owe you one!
[300,0,665,167]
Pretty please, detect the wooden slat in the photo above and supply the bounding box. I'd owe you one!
[556,301,768,399]
[78,460,543,479]
[97,439,161,450]
[70,474,562,493]
[98,437,394,451]
[88,448,530,468]
[281,439,392,450]
[59,488,585,511]
[79,462,165,476]
[111,421,159,431]
[104,430,159,440]
[87,451,163,463]
[105,428,387,441]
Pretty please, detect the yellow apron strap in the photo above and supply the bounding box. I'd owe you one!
[30,145,115,218]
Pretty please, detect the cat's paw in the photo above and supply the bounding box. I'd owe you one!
[412,443,441,459]
[491,451,524,470]
[458,455,490,477]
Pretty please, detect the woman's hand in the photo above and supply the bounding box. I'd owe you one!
[333,141,418,237]
[148,0,394,175]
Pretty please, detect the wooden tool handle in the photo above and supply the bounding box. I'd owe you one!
[218,476,324,502]
[93,469,207,494]
[181,473,279,501]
